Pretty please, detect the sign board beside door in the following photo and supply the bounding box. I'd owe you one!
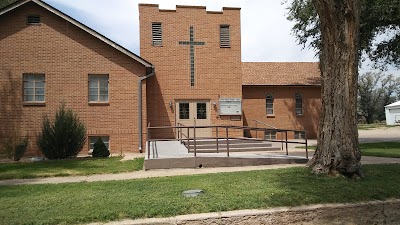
[219,98,242,115]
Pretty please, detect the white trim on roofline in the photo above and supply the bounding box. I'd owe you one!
[0,0,153,68]
[385,101,400,108]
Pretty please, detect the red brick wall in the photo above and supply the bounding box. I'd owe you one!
[139,4,243,138]
[0,2,146,156]
[242,86,321,139]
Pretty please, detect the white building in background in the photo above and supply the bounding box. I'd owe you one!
[385,101,400,125]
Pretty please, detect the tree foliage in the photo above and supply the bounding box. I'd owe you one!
[37,104,86,160]
[0,0,18,9]
[92,138,110,158]
[287,0,400,69]
[1,131,28,161]
[358,72,400,123]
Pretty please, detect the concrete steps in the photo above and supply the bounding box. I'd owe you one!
[184,138,261,145]
[183,138,281,153]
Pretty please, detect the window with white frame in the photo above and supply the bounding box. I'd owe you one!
[295,93,303,115]
[265,131,277,140]
[266,93,274,115]
[89,136,110,153]
[89,75,109,102]
[23,73,45,102]
[294,131,306,139]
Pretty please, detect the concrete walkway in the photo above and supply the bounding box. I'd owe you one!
[358,126,400,143]
[0,164,303,186]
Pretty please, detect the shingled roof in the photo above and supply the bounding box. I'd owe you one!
[242,62,321,86]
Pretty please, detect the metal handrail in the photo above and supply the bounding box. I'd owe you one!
[253,119,277,143]
[146,124,309,160]
[177,123,191,153]
[253,119,278,129]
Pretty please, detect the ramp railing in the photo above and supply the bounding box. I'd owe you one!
[147,124,308,159]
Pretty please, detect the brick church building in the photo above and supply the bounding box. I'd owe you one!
[0,0,321,156]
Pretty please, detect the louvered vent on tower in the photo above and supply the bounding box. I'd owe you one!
[220,25,230,48]
[152,22,162,46]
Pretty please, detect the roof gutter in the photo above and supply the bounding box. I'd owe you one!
[138,66,155,153]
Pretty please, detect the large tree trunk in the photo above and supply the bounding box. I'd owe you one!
[308,0,362,178]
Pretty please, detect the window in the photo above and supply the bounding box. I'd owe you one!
[266,93,274,115]
[197,103,207,119]
[27,15,40,25]
[152,22,162,46]
[294,131,306,139]
[179,103,189,119]
[295,93,303,115]
[23,74,45,102]
[89,136,110,153]
[89,75,109,102]
[220,25,230,48]
[265,131,276,140]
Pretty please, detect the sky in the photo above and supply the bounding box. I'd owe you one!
[43,0,398,75]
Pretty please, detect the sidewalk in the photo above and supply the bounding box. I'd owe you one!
[0,163,302,186]
[358,126,400,143]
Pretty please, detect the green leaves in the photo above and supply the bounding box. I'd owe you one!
[92,137,110,158]
[287,0,320,51]
[286,0,400,68]
[358,72,400,123]
[0,0,18,9]
[0,131,28,161]
[37,104,86,160]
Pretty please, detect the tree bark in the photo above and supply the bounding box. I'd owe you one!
[308,0,362,178]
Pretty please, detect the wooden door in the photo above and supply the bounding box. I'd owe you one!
[176,100,211,138]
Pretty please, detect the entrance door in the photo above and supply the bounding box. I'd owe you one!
[176,100,211,138]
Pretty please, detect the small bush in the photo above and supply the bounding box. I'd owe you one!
[37,103,86,160]
[13,137,28,161]
[1,132,29,161]
[92,138,110,158]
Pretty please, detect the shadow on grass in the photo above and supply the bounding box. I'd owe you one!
[0,157,144,179]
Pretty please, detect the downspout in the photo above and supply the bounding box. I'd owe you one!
[138,66,155,153]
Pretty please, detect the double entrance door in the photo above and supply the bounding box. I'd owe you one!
[176,100,211,138]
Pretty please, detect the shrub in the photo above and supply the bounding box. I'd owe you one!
[13,137,28,161]
[37,104,86,160]
[1,131,29,161]
[92,137,110,158]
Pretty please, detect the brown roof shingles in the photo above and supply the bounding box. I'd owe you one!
[242,62,321,86]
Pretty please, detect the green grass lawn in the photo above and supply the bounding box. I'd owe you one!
[360,142,400,158]
[0,164,399,225]
[300,142,400,158]
[0,157,144,180]
[357,123,394,130]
